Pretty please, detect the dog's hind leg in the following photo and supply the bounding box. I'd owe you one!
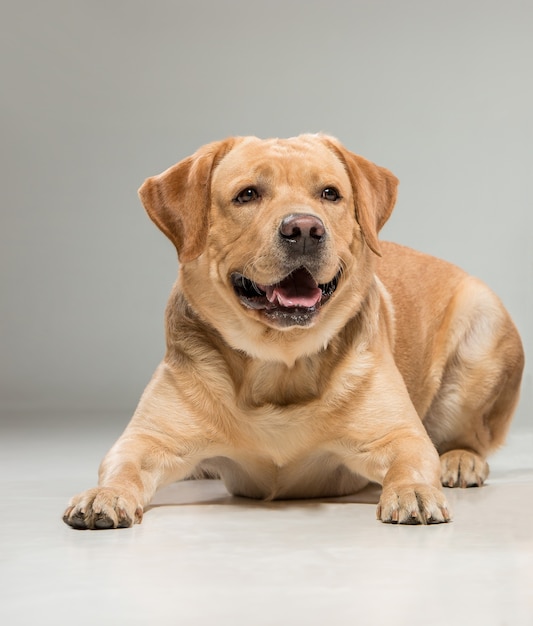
[422,278,524,488]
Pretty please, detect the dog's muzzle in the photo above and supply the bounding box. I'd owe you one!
[230,213,340,328]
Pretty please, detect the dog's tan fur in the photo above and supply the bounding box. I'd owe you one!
[63,135,524,529]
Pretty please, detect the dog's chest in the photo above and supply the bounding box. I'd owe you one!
[221,362,349,466]
[195,337,374,466]
[238,359,324,406]
[239,403,320,459]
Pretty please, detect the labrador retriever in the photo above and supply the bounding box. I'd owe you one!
[63,134,524,529]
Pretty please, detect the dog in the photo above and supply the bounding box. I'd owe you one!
[63,134,524,529]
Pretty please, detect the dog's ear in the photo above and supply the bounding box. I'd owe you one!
[323,137,399,256]
[138,139,235,263]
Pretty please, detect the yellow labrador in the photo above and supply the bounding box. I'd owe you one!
[63,135,524,529]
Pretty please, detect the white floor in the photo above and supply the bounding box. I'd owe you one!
[1,413,532,626]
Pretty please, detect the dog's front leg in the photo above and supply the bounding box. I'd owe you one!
[337,424,451,525]
[333,355,453,525]
[373,433,451,524]
[63,365,216,530]
[63,430,205,530]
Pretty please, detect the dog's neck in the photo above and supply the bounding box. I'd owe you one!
[164,278,383,407]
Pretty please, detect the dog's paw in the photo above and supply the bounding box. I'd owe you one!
[63,487,143,530]
[376,483,451,525]
[440,450,489,488]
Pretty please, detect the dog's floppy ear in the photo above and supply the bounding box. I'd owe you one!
[138,139,235,263]
[323,137,399,256]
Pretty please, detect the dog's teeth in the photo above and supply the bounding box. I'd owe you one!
[320,275,339,297]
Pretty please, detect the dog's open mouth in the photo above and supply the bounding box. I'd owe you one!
[231,267,340,327]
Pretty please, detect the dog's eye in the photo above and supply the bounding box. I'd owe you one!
[321,187,341,202]
[234,187,260,204]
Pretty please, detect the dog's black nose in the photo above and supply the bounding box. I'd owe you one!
[279,214,326,254]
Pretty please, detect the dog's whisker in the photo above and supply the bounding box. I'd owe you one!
[251,281,264,295]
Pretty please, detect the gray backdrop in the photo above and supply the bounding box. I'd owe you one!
[1,0,531,428]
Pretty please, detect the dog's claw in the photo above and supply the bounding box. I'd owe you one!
[377,484,451,525]
[63,487,141,530]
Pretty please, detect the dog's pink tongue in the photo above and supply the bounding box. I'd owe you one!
[261,270,322,308]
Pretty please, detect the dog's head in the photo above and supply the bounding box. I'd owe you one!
[139,135,398,361]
